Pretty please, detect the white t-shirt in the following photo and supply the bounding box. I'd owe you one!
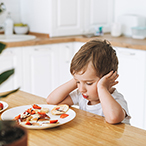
[69,89,131,124]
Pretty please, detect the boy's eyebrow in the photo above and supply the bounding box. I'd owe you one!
[83,79,94,81]
[74,78,95,82]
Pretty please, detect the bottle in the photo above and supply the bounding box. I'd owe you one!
[111,23,122,37]
[4,12,14,35]
[94,26,103,36]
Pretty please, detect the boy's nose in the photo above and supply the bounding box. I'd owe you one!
[78,84,87,93]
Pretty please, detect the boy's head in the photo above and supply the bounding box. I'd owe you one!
[70,39,118,78]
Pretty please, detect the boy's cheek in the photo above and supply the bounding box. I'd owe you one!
[95,81,99,88]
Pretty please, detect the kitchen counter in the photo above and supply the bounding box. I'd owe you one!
[3,33,146,51]
[0,90,146,146]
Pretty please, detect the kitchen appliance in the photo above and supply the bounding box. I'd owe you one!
[118,14,146,37]
[132,27,146,39]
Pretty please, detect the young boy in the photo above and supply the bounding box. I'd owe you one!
[47,39,130,124]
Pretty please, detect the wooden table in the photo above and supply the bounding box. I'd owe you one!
[0,90,146,146]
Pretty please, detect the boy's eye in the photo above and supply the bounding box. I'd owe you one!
[76,81,80,84]
[86,82,93,85]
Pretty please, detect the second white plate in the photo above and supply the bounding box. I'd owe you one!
[0,101,8,113]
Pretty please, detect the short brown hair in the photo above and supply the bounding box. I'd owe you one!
[70,39,118,78]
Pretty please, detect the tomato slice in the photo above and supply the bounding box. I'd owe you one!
[55,107,60,110]
[26,108,32,113]
[31,110,36,114]
[32,104,41,109]
[14,114,21,120]
[60,114,69,118]
[37,111,46,115]
[26,108,35,115]
[0,103,3,110]
[25,120,32,125]
[50,120,58,123]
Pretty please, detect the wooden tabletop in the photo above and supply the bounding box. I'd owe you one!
[0,90,146,146]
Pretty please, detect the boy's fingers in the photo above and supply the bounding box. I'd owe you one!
[111,71,118,79]
[105,71,114,78]
[113,81,119,86]
[113,73,119,80]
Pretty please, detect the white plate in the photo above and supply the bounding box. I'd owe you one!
[0,101,8,113]
[1,104,76,129]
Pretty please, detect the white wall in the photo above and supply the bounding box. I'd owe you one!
[0,0,21,25]
[114,0,146,21]
[20,0,51,34]
[0,0,51,33]
[1,0,146,33]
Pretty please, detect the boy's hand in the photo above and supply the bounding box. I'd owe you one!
[97,71,119,91]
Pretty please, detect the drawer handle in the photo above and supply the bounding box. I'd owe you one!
[66,46,71,63]
[34,48,51,51]
[2,50,13,55]
[117,50,136,56]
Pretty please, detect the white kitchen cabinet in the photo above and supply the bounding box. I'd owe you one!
[114,47,146,130]
[20,0,114,36]
[57,42,74,85]
[22,44,60,98]
[22,42,75,98]
[83,0,114,34]
[0,43,75,98]
[0,47,22,92]
[51,0,84,36]
[73,42,85,54]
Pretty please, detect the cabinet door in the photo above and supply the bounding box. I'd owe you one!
[58,42,85,85]
[57,42,74,85]
[83,0,114,33]
[114,47,146,129]
[22,44,59,98]
[73,42,85,54]
[0,47,22,92]
[51,0,84,36]
[20,0,114,36]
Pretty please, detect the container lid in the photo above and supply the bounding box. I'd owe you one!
[131,26,146,30]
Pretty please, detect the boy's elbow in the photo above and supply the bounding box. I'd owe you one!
[106,119,120,125]
[105,115,124,124]
[46,96,50,104]
[46,96,55,105]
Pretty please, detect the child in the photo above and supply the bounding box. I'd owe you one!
[47,39,130,124]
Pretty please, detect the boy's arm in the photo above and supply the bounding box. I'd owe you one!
[46,78,77,105]
[97,71,125,124]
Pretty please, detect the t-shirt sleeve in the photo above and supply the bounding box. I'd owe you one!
[112,90,131,124]
[69,89,80,105]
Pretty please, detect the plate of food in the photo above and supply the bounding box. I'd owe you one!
[1,104,76,129]
[0,101,8,113]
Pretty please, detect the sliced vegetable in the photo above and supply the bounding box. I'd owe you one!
[32,104,41,109]
[50,120,58,124]
[31,110,36,114]
[14,114,21,120]
[60,114,69,119]
[25,120,32,125]
[26,108,36,115]
[26,108,32,113]
[37,111,46,115]
[0,102,3,110]
[55,107,60,110]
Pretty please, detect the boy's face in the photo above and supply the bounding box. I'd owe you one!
[74,62,100,105]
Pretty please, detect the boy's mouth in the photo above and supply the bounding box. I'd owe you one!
[82,94,88,99]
